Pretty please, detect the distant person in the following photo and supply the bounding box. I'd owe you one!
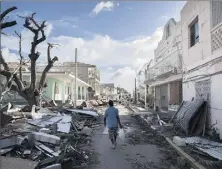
[104,100,123,149]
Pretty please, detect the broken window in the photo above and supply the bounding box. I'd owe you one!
[190,17,199,47]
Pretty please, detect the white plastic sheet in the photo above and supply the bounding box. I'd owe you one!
[118,129,125,140]
[103,126,108,134]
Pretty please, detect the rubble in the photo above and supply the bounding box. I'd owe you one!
[0,101,100,169]
[42,164,62,169]
[31,132,60,145]
[132,102,217,169]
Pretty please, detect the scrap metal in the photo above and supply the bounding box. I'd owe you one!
[175,100,205,135]
[184,136,222,161]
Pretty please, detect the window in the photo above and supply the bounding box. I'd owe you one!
[82,87,85,100]
[190,17,199,47]
[78,86,81,99]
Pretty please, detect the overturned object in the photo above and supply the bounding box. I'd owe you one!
[175,100,207,135]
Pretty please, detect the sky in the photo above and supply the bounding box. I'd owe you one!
[1,1,186,93]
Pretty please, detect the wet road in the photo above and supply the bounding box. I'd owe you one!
[90,105,176,169]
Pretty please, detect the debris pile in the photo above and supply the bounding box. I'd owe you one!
[0,104,100,169]
[131,99,221,169]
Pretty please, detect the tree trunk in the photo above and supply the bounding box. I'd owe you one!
[17,88,40,111]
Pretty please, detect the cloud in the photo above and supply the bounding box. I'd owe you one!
[50,16,78,29]
[161,15,169,21]
[1,48,20,62]
[90,1,115,16]
[107,67,113,70]
[2,25,163,92]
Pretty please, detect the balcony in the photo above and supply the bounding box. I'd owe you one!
[212,22,222,52]
[145,51,182,82]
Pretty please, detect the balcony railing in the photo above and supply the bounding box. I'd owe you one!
[145,51,182,81]
[212,22,222,52]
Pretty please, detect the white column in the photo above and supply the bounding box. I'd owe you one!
[80,85,82,100]
[71,80,74,101]
[62,81,66,103]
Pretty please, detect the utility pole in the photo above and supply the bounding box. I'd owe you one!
[74,48,77,107]
[135,78,137,104]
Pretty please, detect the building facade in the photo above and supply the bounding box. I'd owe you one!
[145,18,183,112]
[181,1,222,137]
[22,71,90,106]
[37,62,100,100]
[100,83,118,101]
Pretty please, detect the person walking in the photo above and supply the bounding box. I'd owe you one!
[104,100,123,149]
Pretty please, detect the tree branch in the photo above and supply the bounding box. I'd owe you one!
[15,31,23,81]
[1,21,17,29]
[0,70,25,92]
[0,51,9,71]
[0,6,17,21]
[22,13,47,93]
[0,6,17,30]
[39,43,58,90]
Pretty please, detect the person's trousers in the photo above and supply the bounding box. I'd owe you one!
[108,127,118,144]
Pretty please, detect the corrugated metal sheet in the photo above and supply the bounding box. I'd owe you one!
[175,100,204,134]
[184,137,222,161]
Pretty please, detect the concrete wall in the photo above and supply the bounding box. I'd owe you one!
[181,1,212,69]
[182,1,222,137]
[154,18,182,64]
[45,77,63,101]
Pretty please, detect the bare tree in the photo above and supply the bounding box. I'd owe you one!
[0,7,58,107]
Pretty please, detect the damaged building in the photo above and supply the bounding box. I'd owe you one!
[144,18,183,112]
[144,1,222,138]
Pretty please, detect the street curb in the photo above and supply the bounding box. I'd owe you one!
[165,137,206,169]
[126,106,206,169]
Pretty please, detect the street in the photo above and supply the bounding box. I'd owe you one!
[89,105,184,169]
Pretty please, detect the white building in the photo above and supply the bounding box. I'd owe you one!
[181,1,222,138]
[145,18,183,112]
[37,62,100,100]
[22,71,91,106]
[100,83,118,101]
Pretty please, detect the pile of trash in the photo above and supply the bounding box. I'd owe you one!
[0,103,100,169]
